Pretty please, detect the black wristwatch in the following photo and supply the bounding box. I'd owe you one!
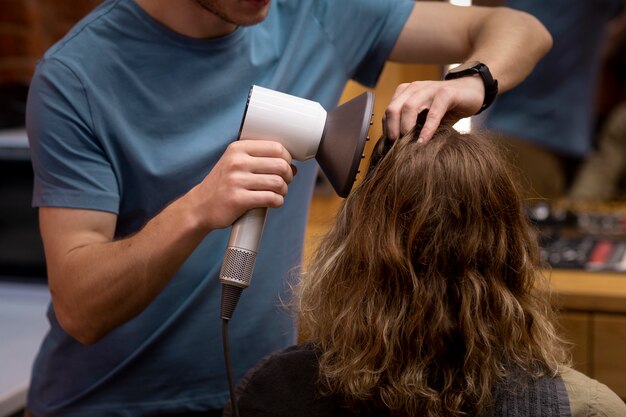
[444,61,498,115]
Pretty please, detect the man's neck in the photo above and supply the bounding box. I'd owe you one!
[134,0,237,39]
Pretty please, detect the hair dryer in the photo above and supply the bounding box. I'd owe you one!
[219,85,374,320]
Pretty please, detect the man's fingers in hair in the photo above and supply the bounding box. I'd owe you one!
[385,82,429,140]
[416,92,450,143]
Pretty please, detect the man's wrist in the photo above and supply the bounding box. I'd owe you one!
[444,61,499,114]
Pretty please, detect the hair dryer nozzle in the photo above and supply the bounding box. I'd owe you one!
[316,91,374,197]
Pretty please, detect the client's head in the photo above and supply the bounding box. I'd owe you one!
[296,125,568,416]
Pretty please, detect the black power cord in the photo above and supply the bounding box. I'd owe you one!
[221,283,245,417]
[222,318,240,417]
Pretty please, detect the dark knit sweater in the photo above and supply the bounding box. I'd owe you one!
[227,344,571,417]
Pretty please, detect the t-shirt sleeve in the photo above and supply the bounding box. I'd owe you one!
[27,58,120,213]
[311,0,415,88]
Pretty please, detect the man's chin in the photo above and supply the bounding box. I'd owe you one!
[195,0,271,27]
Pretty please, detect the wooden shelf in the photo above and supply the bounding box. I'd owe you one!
[549,269,626,398]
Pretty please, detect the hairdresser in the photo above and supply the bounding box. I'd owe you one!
[24,1,551,416]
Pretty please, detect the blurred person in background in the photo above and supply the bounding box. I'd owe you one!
[481,0,625,200]
[569,14,626,201]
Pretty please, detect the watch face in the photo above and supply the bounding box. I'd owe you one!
[450,60,481,73]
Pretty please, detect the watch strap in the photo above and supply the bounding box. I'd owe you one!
[444,62,498,115]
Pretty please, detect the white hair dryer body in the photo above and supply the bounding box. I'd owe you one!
[220,85,374,319]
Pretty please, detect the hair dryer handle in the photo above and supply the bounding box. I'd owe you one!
[219,207,268,289]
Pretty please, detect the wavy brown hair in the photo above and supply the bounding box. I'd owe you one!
[295,125,569,416]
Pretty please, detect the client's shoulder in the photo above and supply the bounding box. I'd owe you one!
[234,343,346,417]
[561,366,626,417]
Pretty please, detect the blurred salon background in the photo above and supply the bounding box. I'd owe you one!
[0,1,625,416]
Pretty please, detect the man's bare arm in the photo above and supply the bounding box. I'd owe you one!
[384,2,552,141]
[42,140,294,345]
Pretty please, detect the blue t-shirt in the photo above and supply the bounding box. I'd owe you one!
[26,0,414,415]
[483,0,624,158]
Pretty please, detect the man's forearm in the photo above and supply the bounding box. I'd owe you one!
[48,192,210,345]
[389,3,552,91]
[465,6,552,92]
[45,139,294,345]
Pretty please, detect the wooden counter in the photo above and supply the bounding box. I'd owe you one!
[549,269,626,399]
[549,269,626,314]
